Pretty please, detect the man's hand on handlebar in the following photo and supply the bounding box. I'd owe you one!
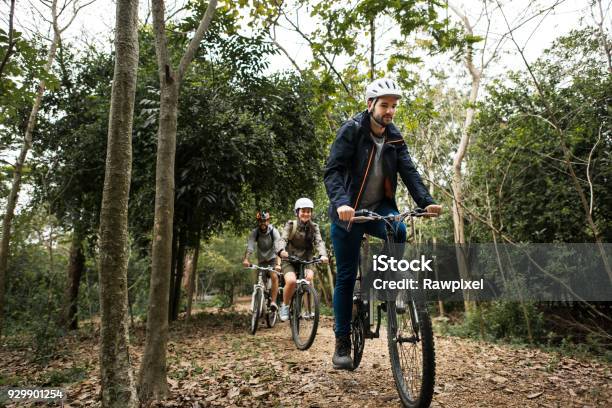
[242,259,250,268]
[320,256,329,264]
[280,250,289,259]
[337,205,355,222]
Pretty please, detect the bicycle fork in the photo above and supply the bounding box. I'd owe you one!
[251,273,266,314]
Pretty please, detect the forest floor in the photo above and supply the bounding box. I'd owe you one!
[0,297,610,407]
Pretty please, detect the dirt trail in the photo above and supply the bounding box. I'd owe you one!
[1,297,610,407]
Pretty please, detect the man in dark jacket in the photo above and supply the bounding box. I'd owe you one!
[324,77,442,369]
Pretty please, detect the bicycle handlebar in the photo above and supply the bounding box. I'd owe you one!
[285,255,322,265]
[246,264,278,273]
[352,208,437,223]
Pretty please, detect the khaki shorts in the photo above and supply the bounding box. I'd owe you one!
[281,260,297,275]
[281,260,314,279]
[254,260,277,280]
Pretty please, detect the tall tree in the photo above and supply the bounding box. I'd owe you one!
[138,0,218,401]
[0,0,90,338]
[591,0,612,73]
[448,0,564,310]
[97,0,140,405]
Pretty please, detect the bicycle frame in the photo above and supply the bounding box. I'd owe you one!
[353,209,435,338]
[286,256,320,315]
[355,241,383,340]
[285,255,321,285]
[247,264,277,315]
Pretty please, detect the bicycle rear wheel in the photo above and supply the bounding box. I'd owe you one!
[387,300,435,408]
[291,283,319,350]
[250,288,263,335]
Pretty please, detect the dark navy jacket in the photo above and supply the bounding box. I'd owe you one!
[324,110,436,229]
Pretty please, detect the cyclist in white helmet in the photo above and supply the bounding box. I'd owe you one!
[324,77,442,369]
[276,197,329,321]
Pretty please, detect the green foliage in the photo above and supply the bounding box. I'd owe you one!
[468,28,611,243]
[27,10,324,252]
[31,43,113,240]
[0,31,55,127]
[41,366,87,386]
[444,302,545,343]
[199,233,252,307]
[551,333,612,363]
[272,0,465,122]
[3,209,68,361]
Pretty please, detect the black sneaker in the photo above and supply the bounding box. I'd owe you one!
[332,335,353,370]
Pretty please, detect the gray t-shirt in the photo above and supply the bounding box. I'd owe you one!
[246,225,281,263]
[358,133,385,210]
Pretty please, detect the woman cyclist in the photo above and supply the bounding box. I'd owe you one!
[277,198,329,321]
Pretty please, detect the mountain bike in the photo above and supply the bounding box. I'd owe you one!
[247,264,280,335]
[284,255,322,350]
[351,208,437,408]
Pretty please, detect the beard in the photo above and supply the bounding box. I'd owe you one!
[372,112,393,126]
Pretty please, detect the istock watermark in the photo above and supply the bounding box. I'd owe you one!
[360,243,612,302]
[372,255,484,293]
[373,254,433,272]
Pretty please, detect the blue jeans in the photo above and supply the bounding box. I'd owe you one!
[331,201,407,337]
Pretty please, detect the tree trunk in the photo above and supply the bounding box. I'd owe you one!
[186,235,201,320]
[369,17,375,80]
[0,0,17,80]
[593,0,612,73]
[97,0,140,405]
[168,225,179,321]
[0,2,60,338]
[138,79,179,401]
[138,0,217,401]
[65,230,85,330]
[170,228,187,321]
[452,72,480,314]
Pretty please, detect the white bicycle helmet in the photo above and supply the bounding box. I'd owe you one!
[294,197,314,212]
[365,78,403,102]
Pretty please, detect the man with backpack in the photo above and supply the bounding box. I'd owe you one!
[242,210,282,313]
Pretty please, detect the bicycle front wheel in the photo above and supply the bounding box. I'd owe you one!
[291,283,319,350]
[250,288,263,335]
[266,296,277,328]
[387,300,435,408]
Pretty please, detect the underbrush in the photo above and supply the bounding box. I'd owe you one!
[432,301,611,362]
